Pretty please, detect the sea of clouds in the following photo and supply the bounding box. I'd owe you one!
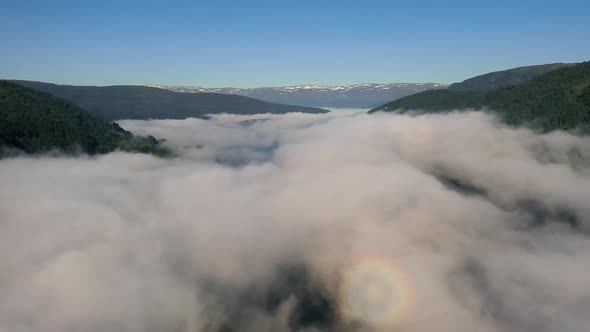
[1,110,590,332]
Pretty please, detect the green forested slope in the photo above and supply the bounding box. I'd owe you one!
[370,90,485,112]
[0,81,168,156]
[448,63,573,92]
[485,62,590,131]
[371,61,590,132]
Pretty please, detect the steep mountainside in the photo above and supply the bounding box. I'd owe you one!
[448,63,573,92]
[11,81,328,121]
[149,83,448,108]
[371,90,485,112]
[0,81,167,156]
[371,61,590,132]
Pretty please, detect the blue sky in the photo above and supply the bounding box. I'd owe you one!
[1,0,589,87]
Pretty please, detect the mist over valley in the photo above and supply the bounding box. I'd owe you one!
[2,110,590,331]
[2,2,589,331]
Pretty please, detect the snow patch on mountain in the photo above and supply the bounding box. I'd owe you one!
[147,83,448,108]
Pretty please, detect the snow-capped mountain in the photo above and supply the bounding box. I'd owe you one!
[147,83,448,108]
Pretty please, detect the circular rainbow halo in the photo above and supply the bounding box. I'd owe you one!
[338,257,413,329]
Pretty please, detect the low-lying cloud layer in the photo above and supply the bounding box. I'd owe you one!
[2,110,590,332]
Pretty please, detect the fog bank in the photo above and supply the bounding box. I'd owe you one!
[1,110,590,332]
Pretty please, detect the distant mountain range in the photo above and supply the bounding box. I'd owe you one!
[371,62,590,133]
[148,83,448,108]
[11,81,328,121]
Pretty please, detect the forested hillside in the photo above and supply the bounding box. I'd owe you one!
[448,63,573,92]
[0,81,168,156]
[371,61,590,132]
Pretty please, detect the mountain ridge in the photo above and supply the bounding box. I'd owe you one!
[370,61,590,132]
[149,83,448,108]
[448,63,574,92]
[10,80,328,121]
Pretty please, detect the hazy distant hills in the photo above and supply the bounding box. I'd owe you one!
[149,83,448,108]
[11,81,328,121]
[0,81,167,156]
[371,62,590,132]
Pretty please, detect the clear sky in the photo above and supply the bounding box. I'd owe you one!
[1,0,589,87]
